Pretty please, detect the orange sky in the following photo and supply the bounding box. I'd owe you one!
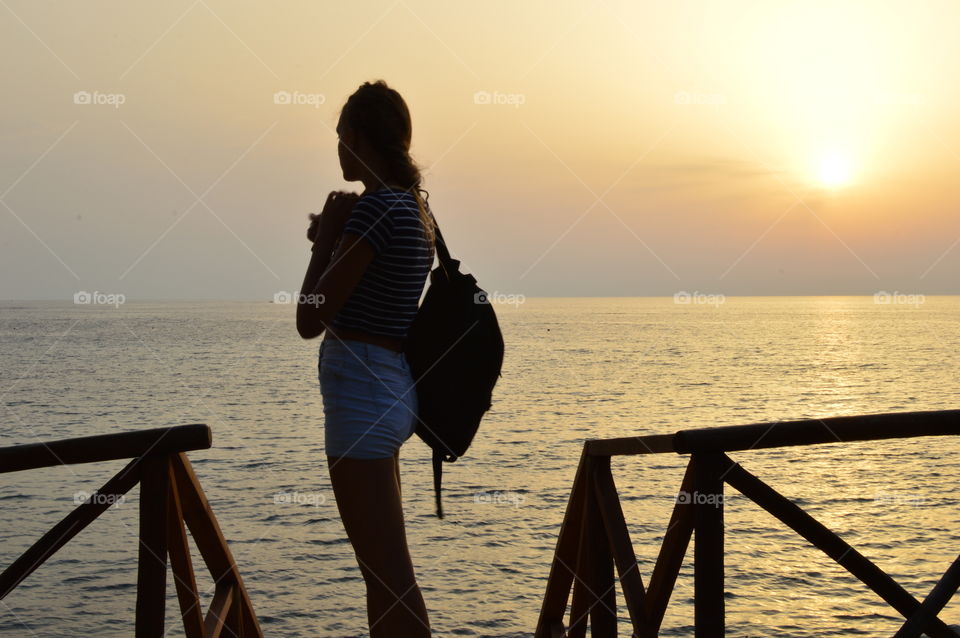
[1,0,958,298]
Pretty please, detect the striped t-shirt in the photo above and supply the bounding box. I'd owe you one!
[332,187,434,339]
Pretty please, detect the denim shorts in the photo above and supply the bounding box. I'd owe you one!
[319,338,418,459]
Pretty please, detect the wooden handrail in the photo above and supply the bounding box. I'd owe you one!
[673,409,960,453]
[585,433,675,456]
[536,409,960,638]
[584,409,960,457]
[1,425,262,638]
[0,424,212,473]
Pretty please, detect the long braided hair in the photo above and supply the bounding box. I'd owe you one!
[340,80,435,246]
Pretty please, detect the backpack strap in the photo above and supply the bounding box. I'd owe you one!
[429,213,460,278]
[425,210,453,520]
[432,450,445,519]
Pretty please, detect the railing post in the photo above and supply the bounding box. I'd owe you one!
[136,454,171,638]
[693,452,724,637]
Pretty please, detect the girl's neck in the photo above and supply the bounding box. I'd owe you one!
[362,179,405,194]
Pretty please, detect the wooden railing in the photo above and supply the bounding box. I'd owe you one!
[535,410,960,638]
[0,425,263,638]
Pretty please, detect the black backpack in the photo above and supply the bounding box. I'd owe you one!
[403,222,504,518]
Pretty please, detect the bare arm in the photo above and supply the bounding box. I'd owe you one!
[296,191,374,339]
[296,232,375,339]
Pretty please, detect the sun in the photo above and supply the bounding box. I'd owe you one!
[817,151,852,188]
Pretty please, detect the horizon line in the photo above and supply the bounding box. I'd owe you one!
[2,293,957,303]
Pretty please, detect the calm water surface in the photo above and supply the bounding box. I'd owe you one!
[1,297,958,637]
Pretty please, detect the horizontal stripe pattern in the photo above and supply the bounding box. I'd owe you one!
[333,188,434,338]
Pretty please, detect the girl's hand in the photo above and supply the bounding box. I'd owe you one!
[318,190,360,236]
[306,213,321,243]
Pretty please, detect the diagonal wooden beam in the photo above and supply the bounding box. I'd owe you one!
[535,446,591,638]
[567,458,598,638]
[171,453,264,638]
[722,456,959,638]
[585,461,617,638]
[893,554,960,638]
[0,457,141,599]
[204,584,235,638]
[567,455,618,638]
[230,581,246,638]
[644,458,696,635]
[592,455,649,634]
[166,461,204,638]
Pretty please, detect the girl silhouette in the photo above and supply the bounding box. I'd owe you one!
[297,80,434,637]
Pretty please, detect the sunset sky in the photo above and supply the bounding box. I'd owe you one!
[2,0,959,299]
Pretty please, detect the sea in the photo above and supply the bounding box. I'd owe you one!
[1,297,958,637]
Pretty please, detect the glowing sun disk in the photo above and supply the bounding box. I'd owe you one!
[818,151,852,187]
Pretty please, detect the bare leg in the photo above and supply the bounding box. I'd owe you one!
[394,449,402,497]
[327,454,429,637]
